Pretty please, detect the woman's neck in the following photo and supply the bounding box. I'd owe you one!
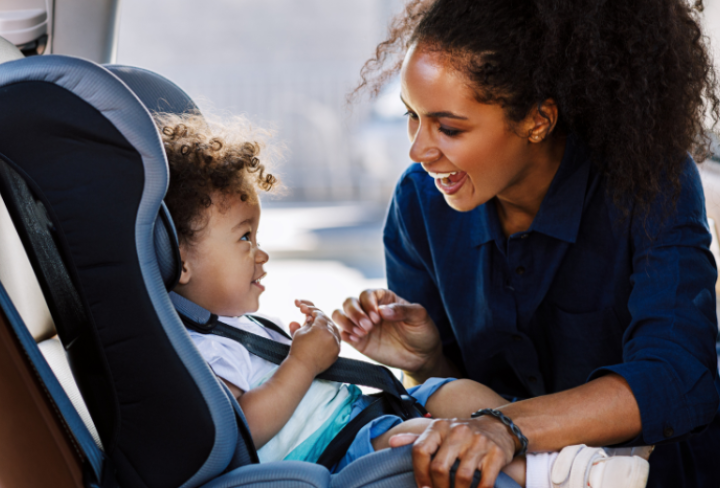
[495,134,567,238]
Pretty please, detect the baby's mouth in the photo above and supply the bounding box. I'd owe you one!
[252,273,266,291]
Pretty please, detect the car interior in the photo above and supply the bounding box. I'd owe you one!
[0,33,528,488]
[1,3,719,488]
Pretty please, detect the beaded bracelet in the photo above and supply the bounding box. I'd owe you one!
[470,408,528,457]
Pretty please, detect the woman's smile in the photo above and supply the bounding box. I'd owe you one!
[432,170,468,195]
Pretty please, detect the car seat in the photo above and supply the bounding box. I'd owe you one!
[0,51,520,488]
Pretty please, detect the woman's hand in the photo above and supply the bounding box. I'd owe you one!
[288,300,341,377]
[332,288,443,378]
[390,416,517,488]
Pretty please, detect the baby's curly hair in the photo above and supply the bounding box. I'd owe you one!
[155,112,279,245]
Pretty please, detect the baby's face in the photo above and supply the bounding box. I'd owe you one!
[176,194,268,316]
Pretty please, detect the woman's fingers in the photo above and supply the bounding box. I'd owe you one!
[339,328,359,344]
[379,302,429,325]
[341,296,374,335]
[453,444,485,488]
[428,423,475,488]
[332,309,363,343]
[411,419,512,488]
[477,450,505,488]
[412,420,449,488]
[358,289,385,324]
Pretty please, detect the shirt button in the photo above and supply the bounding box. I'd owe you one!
[527,375,538,383]
[512,334,523,342]
[515,266,526,275]
[663,426,674,438]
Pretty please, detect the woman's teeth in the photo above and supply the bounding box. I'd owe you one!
[428,171,458,179]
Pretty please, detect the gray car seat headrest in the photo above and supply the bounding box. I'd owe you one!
[106,64,201,116]
[105,64,203,291]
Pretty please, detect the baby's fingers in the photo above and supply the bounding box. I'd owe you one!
[288,321,302,336]
[313,312,341,342]
[294,299,316,308]
[389,433,419,448]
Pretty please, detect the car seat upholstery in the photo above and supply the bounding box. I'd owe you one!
[0,54,519,488]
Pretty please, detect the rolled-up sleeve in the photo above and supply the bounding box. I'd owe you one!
[589,162,720,444]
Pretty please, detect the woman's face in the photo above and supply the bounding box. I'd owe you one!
[400,44,542,212]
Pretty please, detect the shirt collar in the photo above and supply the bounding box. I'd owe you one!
[472,133,591,246]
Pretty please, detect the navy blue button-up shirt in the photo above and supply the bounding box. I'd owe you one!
[384,135,720,486]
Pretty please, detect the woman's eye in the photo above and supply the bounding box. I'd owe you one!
[439,126,462,137]
[404,110,418,120]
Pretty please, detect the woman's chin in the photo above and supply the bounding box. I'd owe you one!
[442,193,481,213]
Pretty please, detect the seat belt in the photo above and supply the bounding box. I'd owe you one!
[178,311,429,469]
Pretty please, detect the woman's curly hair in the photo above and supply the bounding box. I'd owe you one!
[357,0,720,215]
[155,113,279,244]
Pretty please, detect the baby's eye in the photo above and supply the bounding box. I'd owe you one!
[240,232,251,242]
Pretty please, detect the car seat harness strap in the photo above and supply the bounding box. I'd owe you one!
[178,310,429,470]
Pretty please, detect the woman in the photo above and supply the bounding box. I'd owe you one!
[333,1,720,487]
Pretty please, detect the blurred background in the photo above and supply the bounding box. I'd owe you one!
[114,0,410,332]
[113,0,720,334]
[3,0,720,345]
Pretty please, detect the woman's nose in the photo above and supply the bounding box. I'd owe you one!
[408,125,441,164]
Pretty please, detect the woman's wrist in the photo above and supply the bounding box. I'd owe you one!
[404,347,458,385]
[471,409,528,457]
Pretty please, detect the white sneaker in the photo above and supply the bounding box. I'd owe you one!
[550,444,649,488]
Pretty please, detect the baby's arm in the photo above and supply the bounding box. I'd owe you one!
[231,301,341,448]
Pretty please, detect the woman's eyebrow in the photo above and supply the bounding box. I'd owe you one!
[426,110,468,120]
[399,95,468,120]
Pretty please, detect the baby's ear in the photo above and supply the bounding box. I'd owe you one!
[178,245,192,285]
[178,260,192,285]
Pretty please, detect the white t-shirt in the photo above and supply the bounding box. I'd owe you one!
[188,314,362,463]
[187,314,290,393]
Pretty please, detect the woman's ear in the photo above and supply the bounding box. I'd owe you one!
[525,98,558,143]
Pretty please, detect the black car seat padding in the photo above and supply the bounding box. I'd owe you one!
[0,56,240,488]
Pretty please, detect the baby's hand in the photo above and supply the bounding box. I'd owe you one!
[288,299,341,377]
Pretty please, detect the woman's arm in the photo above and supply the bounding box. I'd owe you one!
[406,373,640,488]
[501,373,641,451]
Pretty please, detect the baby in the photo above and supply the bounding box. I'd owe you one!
[156,112,650,488]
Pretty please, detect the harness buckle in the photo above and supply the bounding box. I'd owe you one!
[400,394,428,419]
